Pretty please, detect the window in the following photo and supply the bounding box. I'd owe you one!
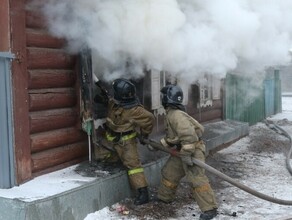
[151,70,189,113]
[151,70,164,110]
[198,74,213,108]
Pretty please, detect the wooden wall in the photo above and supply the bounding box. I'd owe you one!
[11,1,87,183]
[186,84,223,123]
[26,8,88,177]
[188,100,223,123]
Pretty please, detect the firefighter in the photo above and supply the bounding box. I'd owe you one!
[157,84,218,220]
[103,78,155,205]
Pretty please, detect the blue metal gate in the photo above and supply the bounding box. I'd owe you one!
[264,69,282,117]
[264,78,275,117]
[0,52,15,188]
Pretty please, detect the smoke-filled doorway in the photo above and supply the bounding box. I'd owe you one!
[79,49,169,167]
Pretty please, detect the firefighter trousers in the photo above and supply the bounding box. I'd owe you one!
[113,138,148,189]
[158,145,217,212]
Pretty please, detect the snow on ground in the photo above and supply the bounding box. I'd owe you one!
[272,96,292,121]
[0,165,96,202]
[85,96,292,220]
[210,132,292,219]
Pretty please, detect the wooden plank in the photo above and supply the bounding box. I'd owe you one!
[29,88,77,111]
[27,47,75,69]
[30,127,86,153]
[25,8,46,29]
[0,0,10,51]
[10,0,32,184]
[26,28,65,48]
[28,69,75,89]
[31,141,88,172]
[29,108,78,134]
[74,58,82,130]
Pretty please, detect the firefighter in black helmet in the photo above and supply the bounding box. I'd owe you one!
[104,78,155,205]
[158,84,218,220]
[160,84,185,110]
[112,78,137,106]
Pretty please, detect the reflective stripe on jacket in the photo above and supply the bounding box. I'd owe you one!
[106,131,137,142]
[128,167,144,175]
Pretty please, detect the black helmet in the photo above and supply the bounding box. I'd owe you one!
[160,84,183,107]
[112,78,136,103]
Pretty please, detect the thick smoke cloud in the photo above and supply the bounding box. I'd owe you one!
[31,0,292,82]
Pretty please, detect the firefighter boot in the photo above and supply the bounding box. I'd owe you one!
[199,208,218,220]
[134,187,149,205]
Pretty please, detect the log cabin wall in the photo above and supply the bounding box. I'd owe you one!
[26,8,88,177]
[11,0,87,183]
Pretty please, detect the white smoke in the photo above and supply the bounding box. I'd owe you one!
[31,0,292,82]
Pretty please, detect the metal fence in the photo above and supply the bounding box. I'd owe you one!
[0,52,15,188]
[225,70,281,125]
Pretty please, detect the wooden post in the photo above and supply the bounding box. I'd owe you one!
[0,0,10,51]
[10,0,32,184]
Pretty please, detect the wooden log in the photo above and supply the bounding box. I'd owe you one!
[25,8,46,29]
[30,127,86,153]
[27,47,75,69]
[29,108,78,134]
[29,88,77,111]
[31,141,88,173]
[26,28,65,48]
[28,69,76,89]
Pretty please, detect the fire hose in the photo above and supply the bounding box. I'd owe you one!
[264,119,292,175]
[143,138,292,206]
